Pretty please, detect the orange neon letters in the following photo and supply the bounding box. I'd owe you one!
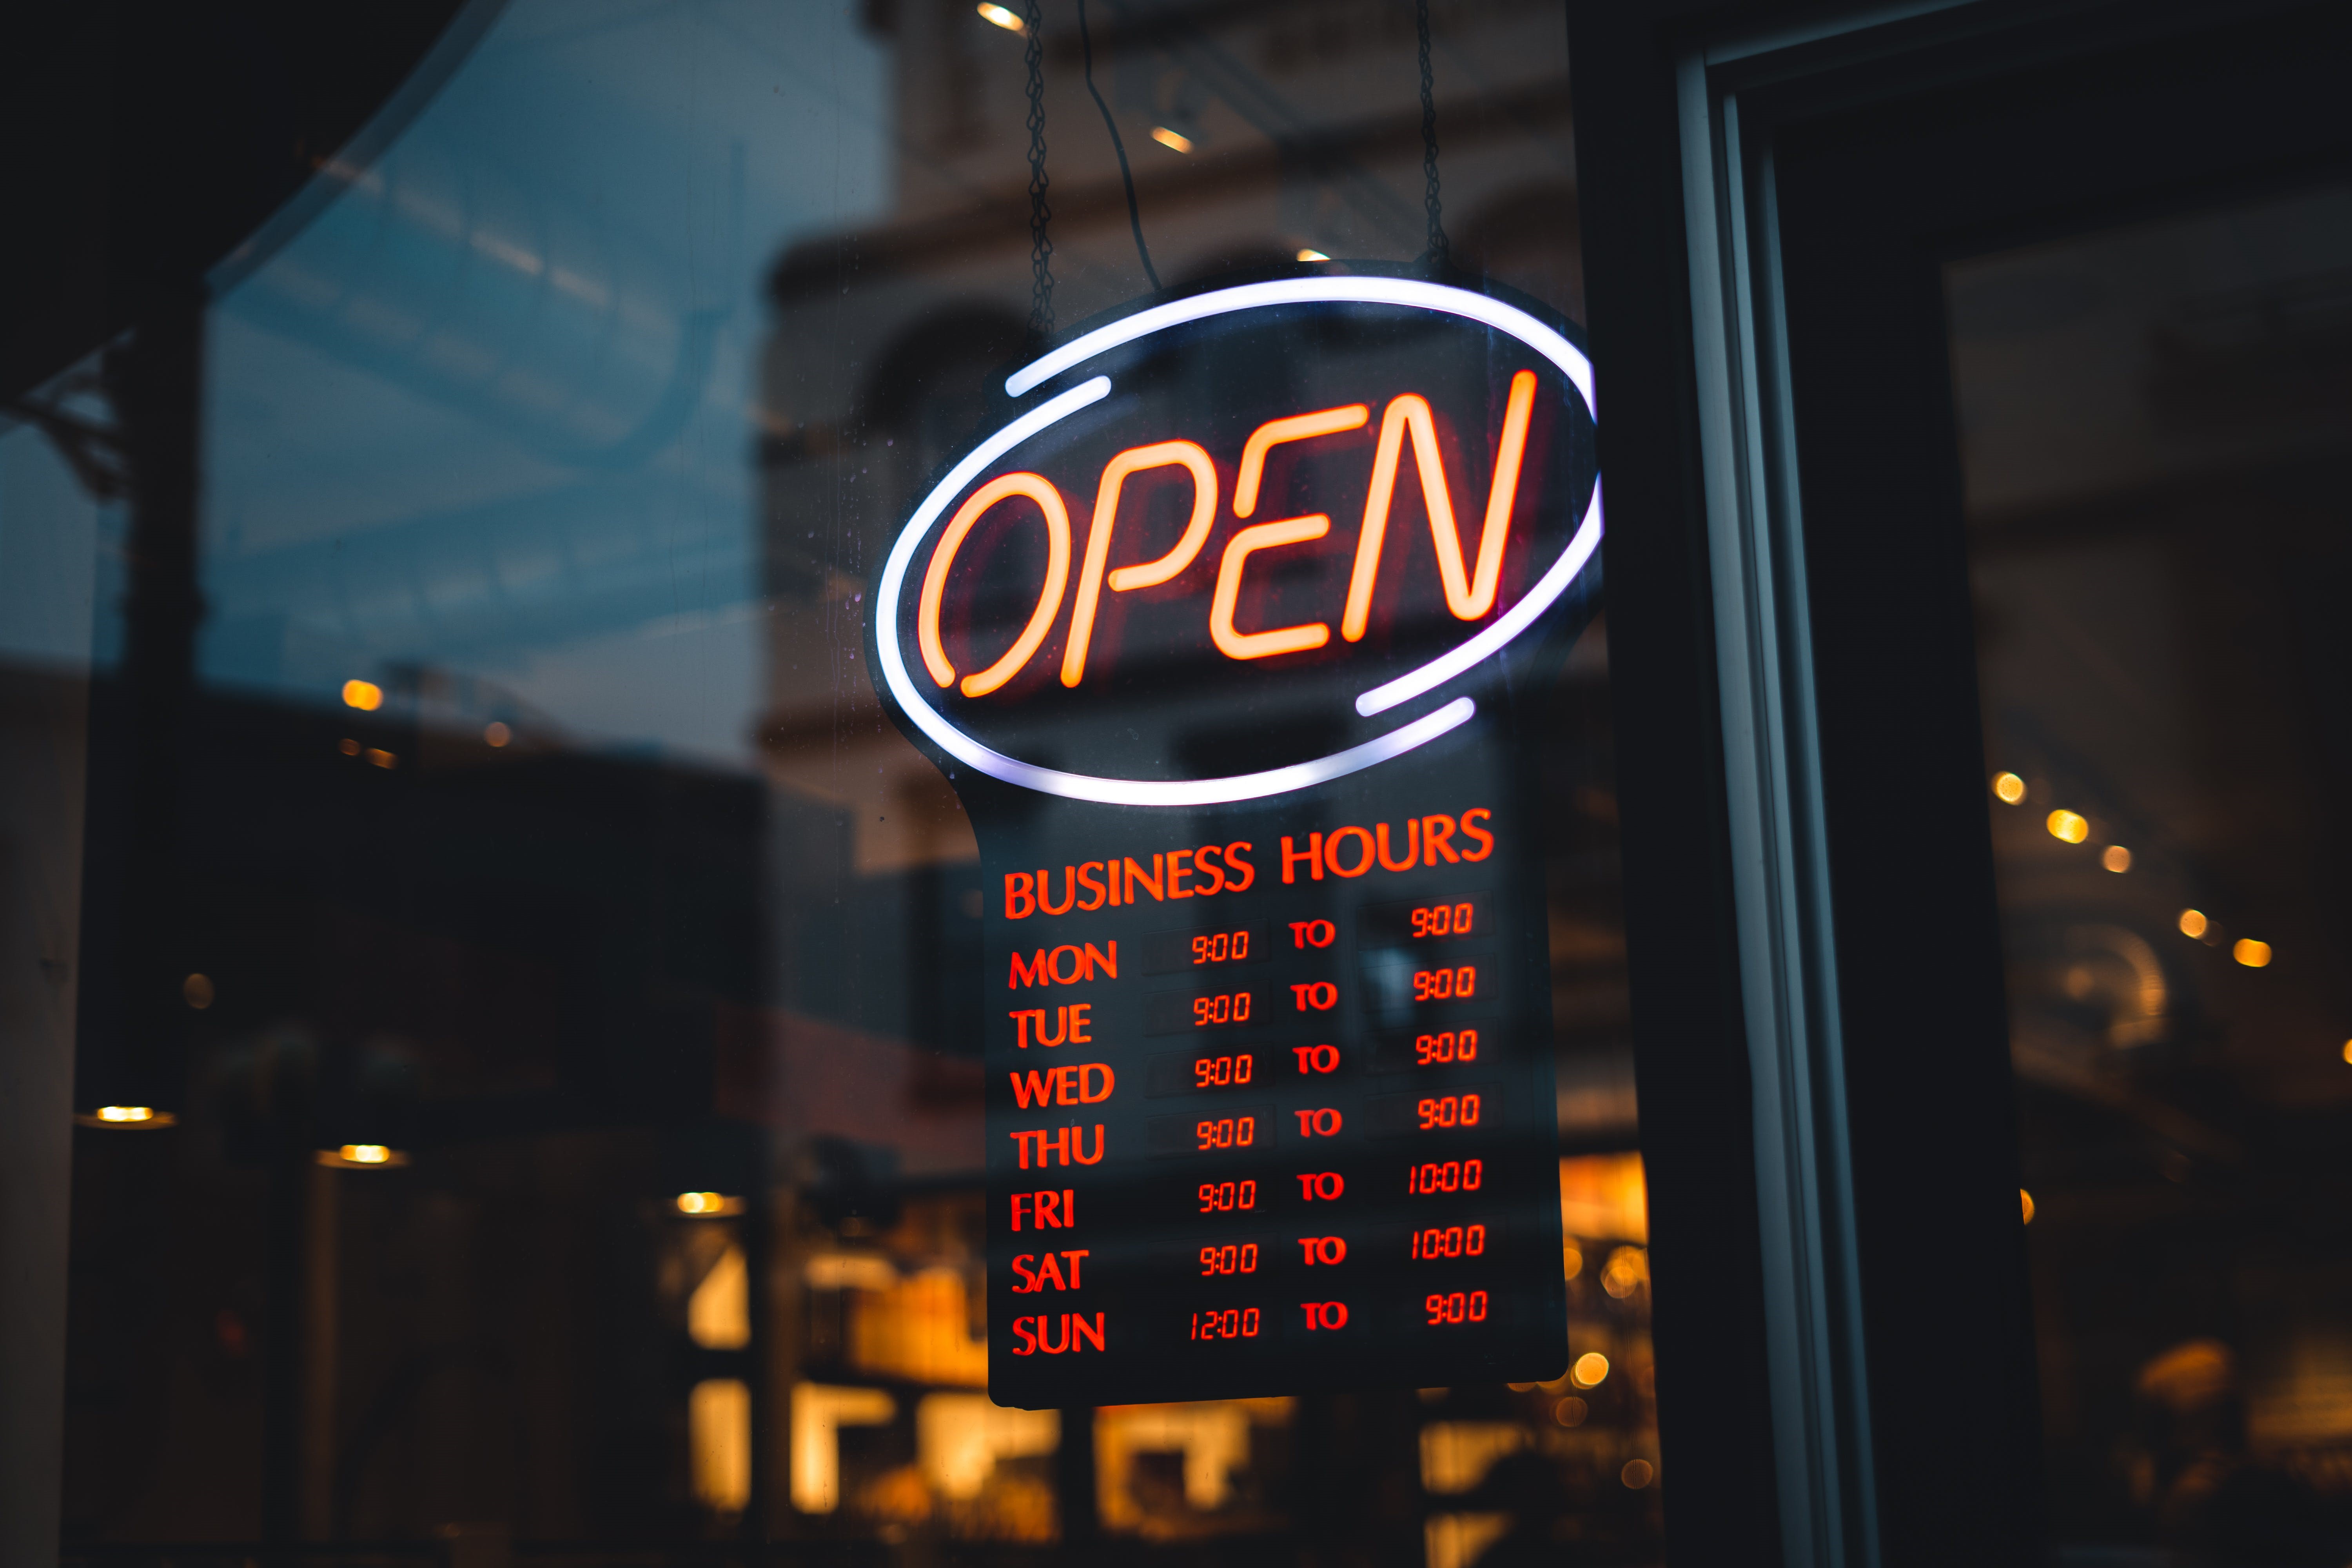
[1234,405,1368,518]
[918,375,1538,688]
[1343,369,1538,640]
[918,471,1073,697]
[1210,515,1333,661]
[1061,441,1219,686]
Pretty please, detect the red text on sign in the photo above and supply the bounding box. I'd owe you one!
[1010,1313,1106,1354]
[1191,1307,1260,1341]
[1011,1125,1105,1169]
[1192,931,1250,964]
[1298,1236,1348,1265]
[1199,1180,1258,1213]
[1009,1189,1075,1230]
[1417,1093,1481,1130]
[1410,902,1476,937]
[1010,1250,1090,1292]
[1426,1291,1489,1325]
[1200,1243,1258,1276]
[1194,1054,1253,1088]
[1009,1063,1115,1107]
[1416,1029,1478,1064]
[1196,1116,1256,1152]
[1413,966,1476,1002]
[1411,1224,1487,1259]
[1407,1158,1485,1194]
[1009,943,1117,988]
[1193,992,1251,1026]
[1008,1004,1091,1047]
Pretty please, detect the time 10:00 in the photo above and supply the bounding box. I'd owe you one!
[1411,1223,1486,1259]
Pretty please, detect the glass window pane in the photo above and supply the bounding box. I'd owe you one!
[1951,181,2352,1565]
[21,2,1650,1560]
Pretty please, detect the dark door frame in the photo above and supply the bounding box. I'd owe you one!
[1572,1,2352,1563]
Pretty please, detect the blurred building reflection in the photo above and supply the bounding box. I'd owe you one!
[1953,179,2352,1564]
[14,0,1646,1561]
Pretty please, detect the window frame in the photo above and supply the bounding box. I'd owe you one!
[1570,0,2352,1562]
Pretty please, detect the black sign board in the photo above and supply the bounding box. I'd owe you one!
[867,270,1601,1407]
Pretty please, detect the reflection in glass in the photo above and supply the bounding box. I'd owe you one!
[27,0,1646,1559]
[1952,181,2352,1566]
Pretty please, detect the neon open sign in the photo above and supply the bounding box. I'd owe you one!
[873,276,1601,807]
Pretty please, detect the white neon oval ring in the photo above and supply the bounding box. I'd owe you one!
[873,279,1602,808]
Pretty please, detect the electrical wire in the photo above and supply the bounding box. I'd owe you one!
[1078,0,1161,292]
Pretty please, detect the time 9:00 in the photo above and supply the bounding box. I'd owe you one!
[1410,902,1475,937]
[1415,1029,1477,1065]
[1192,931,1249,964]
[1194,992,1251,1026]
[1412,966,1476,1002]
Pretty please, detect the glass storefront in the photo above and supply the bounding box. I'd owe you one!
[1953,183,2352,1560]
[2,0,1646,1560]
[14,2,2348,1564]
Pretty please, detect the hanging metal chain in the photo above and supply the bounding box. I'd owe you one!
[1416,0,1448,269]
[1025,0,1055,336]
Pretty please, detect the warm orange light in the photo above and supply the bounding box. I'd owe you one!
[2234,938,2272,968]
[1062,441,1218,686]
[691,1378,753,1512]
[1621,1458,1655,1489]
[976,1,1025,31]
[2020,1188,2035,1225]
[676,1191,746,1216]
[316,1143,407,1168]
[1992,771,2027,803]
[1553,1395,1587,1426]
[1344,374,1535,639]
[366,749,397,769]
[1296,249,1330,263]
[2045,809,2088,844]
[916,472,1072,697]
[1600,1245,1648,1299]
[2341,1040,2352,1065]
[2101,845,2132,873]
[484,721,512,748]
[338,737,361,756]
[79,1105,176,1128]
[2178,909,2209,939]
[1570,1351,1609,1388]
[1211,515,1333,660]
[1234,405,1368,518]
[183,973,214,1009]
[342,679,383,711]
[1150,126,1193,154]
